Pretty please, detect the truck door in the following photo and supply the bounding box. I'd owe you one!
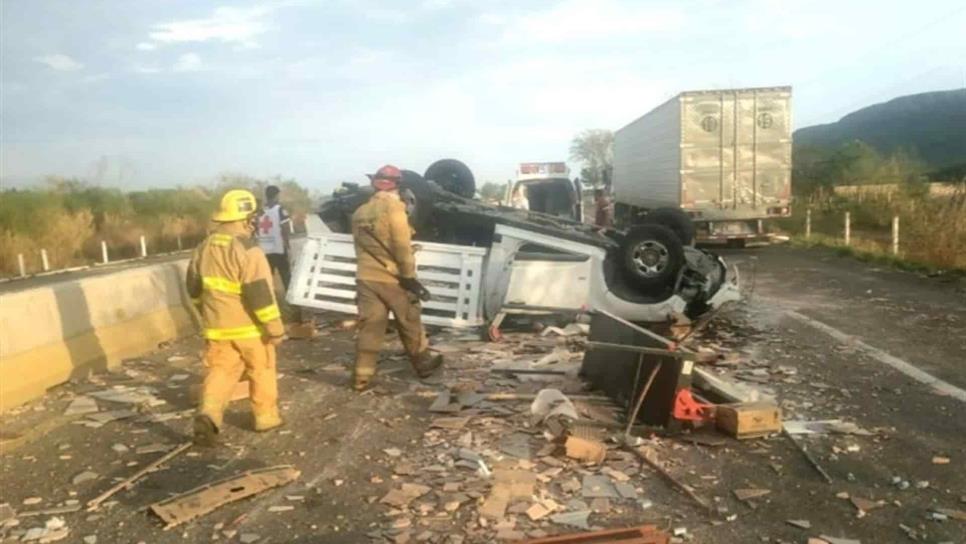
[743,90,792,211]
[682,89,791,214]
[681,94,734,210]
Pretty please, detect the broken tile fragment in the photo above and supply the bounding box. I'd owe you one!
[431,417,470,430]
[850,497,882,513]
[817,536,861,544]
[499,433,530,459]
[549,510,591,530]
[526,503,550,521]
[581,475,618,499]
[614,482,638,499]
[71,471,99,485]
[733,488,770,501]
[64,397,98,416]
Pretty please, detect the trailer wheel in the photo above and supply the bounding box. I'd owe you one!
[621,224,685,292]
[643,207,696,246]
[424,159,476,198]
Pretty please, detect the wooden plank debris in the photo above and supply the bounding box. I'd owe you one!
[87,442,192,511]
[624,444,710,511]
[149,465,300,529]
[782,428,833,484]
[516,524,669,543]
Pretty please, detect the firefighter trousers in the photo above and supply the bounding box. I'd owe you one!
[355,279,429,386]
[199,338,280,430]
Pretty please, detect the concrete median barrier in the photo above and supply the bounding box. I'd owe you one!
[0,260,196,413]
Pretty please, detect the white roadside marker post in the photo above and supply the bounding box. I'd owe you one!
[101,241,109,264]
[844,212,851,246]
[892,215,899,256]
[41,249,50,271]
[140,235,147,258]
[17,253,26,277]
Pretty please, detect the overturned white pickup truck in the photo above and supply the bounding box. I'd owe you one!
[288,160,739,338]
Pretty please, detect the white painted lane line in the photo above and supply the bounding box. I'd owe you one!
[785,310,966,403]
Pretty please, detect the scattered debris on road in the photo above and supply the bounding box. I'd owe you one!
[149,465,300,529]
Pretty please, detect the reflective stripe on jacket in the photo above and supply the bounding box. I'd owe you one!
[350,191,416,284]
[186,222,284,340]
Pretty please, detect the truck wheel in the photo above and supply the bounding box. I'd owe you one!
[424,159,476,198]
[643,207,696,246]
[621,224,685,292]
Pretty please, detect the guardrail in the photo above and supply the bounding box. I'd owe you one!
[804,209,901,255]
[2,222,300,283]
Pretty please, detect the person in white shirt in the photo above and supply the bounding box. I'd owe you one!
[509,185,529,210]
[256,185,292,290]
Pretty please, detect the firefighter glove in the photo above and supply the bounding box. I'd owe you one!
[399,277,431,302]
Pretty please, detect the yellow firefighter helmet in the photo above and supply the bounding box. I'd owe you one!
[212,189,257,223]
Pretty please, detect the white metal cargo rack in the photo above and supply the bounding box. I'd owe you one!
[286,233,486,328]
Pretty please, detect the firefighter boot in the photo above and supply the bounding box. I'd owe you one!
[193,414,219,447]
[254,411,283,432]
[414,350,443,379]
[353,350,379,391]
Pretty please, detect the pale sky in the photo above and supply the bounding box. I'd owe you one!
[2,0,964,190]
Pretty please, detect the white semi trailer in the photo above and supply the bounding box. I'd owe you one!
[613,86,792,246]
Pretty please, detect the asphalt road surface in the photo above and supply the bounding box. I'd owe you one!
[1,245,964,543]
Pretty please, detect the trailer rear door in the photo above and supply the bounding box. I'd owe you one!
[680,88,791,219]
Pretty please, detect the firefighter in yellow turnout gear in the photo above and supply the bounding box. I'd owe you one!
[186,189,286,445]
[351,165,443,390]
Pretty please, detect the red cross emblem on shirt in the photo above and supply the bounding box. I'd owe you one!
[258,214,273,234]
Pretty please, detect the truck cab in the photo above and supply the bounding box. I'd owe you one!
[509,162,582,221]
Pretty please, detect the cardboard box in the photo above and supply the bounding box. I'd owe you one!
[716,401,781,439]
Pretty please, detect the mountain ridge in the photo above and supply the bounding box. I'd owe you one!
[794,89,966,171]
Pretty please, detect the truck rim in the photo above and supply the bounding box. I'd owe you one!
[631,240,669,277]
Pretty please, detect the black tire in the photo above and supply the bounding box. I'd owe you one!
[424,159,476,198]
[621,224,685,292]
[642,207,696,246]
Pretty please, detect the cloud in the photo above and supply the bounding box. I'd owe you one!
[134,65,162,74]
[136,42,157,51]
[363,7,410,23]
[35,53,84,71]
[148,6,271,47]
[494,0,684,44]
[81,73,110,83]
[421,0,452,9]
[478,13,506,25]
[173,53,203,72]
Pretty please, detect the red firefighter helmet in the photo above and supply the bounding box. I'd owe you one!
[368,164,402,191]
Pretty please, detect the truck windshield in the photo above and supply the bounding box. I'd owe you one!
[522,179,575,218]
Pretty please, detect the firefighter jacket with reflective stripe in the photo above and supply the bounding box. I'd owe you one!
[186,222,284,340]
[351,191,417,283]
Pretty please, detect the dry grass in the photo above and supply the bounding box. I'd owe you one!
[777,185,966,271]
[1,180,313,277]
[0,209,95,275]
